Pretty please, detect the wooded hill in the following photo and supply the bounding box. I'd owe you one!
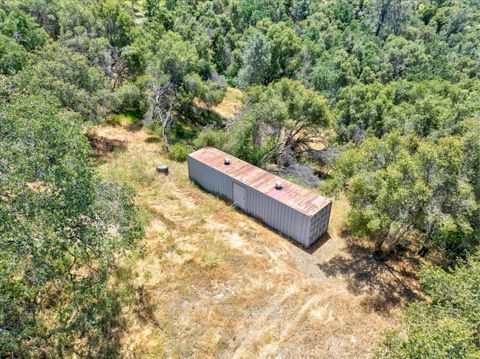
[0,0,479,357]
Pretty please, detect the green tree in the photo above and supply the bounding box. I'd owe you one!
[143,31,225,148]
[236,0,285,27]
[336,80,480,143]
[10,44,111,121]
[0,34,27,74]
[330,128,479,257]
[377,249,480,358]
[380,36,431,81]
[15,0,61,37]
[237,31,271,87]
[0,94,142,357]
[266,22,302,80]
[370,0,414,37]
[227,78,330,164]
[289,0,310,21]
[0,8,48,51]
[336,82,391,142]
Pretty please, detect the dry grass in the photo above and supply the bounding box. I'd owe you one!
[213,87,244,119]
[196,87,244,120]
[96,125,423,358]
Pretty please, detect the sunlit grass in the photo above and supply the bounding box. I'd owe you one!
[92,125,401,359]
[106,112,141,126]
[202,250,221,267]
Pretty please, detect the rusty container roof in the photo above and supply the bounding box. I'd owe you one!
[189,147,331,217]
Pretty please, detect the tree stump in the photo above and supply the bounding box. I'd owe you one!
[156,164,169,175]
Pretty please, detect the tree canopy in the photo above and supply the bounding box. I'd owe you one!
[1,0,480,355]
[377,249,480,358]
[0,94,143,356]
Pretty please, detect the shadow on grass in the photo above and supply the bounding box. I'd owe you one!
[317,239,422,315]
[92,265,162,356]
[87,132,127,157]
[132,285,162,327]
[145,136,162,143]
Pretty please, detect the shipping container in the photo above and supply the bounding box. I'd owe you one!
[188,147,332,247]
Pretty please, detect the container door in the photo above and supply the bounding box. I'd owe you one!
[233,183,246,209]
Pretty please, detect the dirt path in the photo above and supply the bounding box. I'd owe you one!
[95,126,422,358]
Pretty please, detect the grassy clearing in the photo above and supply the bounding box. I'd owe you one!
[196,87,244,120]
[95,125,422,358]
[212,87,244,119]
[106,112,142,126]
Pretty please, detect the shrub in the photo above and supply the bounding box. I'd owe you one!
[202,250,221,267]
[113,81,145,115]
[193,128,227,149]
[168,143,191,161]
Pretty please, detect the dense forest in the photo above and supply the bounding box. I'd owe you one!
[0,0,479,357]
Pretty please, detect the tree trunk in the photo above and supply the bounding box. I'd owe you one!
[355,0,364,19]
[375,0,391,36]
[417,246,429,257]
[373,231,386,259]
[162,120,170,151]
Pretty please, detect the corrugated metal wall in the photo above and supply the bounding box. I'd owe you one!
[188,157,232,198]
[188,156,330,247]
[307,202,332,247]
[243,185,311,245]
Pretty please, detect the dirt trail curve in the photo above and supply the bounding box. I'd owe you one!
[95,126,422,359]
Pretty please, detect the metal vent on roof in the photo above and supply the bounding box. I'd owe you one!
[275,181,283,190]
[224,157,231,165]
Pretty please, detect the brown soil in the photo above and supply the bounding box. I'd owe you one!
[95,125,424,359]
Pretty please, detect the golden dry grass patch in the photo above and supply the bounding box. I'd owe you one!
[95,125,421,359]
[213,87,244,119]
[196,87,244,120]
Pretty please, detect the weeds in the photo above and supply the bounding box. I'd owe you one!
[202,250,221,267]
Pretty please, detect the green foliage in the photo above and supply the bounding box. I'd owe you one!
[380,35,431,81]
[266,22,302,80]
[168,142,191,162]
[227,78,330,164]
[7,44,111,121]
[336,81,391,142]
[200,80,227,107]
[0,8,47,51]
[194,128,227,149]
[237,31,271,87]
[0,34,27,74]
[336,80,480,143]
[236,0,285,27]
[97,0,134,48]
[0,7,47,74]
[377,250,480,358]
[330,127,479,257]
[0,94,143,356]
[140,29,226,149]
[114,80,146,114]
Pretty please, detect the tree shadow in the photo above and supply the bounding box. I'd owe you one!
[145,136,162,143]
[317,239,422,315]
[132,284,161,327]
[88,268,162,357]
[86,132,127,157]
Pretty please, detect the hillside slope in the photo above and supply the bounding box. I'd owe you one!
[96,125,422,358]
